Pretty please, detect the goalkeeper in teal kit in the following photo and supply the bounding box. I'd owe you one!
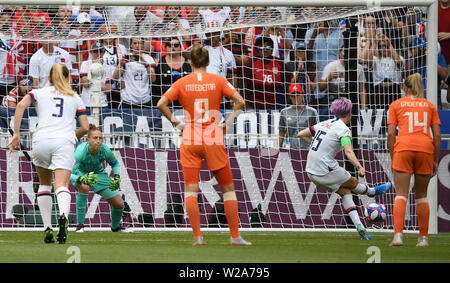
[71,124,131,232]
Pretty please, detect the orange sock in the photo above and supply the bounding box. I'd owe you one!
[185,195,202,239]
[393,196,407,235]
[224,200,240,239]
[416,198,429,237]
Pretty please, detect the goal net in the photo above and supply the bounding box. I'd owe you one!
[0,3,436,232]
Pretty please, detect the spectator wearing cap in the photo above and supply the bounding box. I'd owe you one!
[76,12,97,62]
[1,76,33,107]
[319,46,367,118]
[71,6,105,34]
[287,40,317,105]
[201,21,237,88]
[243,36,291,109]
[278,83,318,149]
[406,37,448,108]
[79,42,110,107]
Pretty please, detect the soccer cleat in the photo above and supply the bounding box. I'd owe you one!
[111,224,133,233]
[390,233,404,246]
[44,227,56,244]
[357,224,371,240]
[76,224,85,233]
[193,237,205,246]
[416,236,429,247]
[57,214,68,244]
[230,236,252,246]
[374,182,392,195]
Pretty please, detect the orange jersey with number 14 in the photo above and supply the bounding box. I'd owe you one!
[164,72,236,145]
[387,96,441,154]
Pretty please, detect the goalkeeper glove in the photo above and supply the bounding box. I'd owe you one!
[78,172,98,187]
[109,174,121,191]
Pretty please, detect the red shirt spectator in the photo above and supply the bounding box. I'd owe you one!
[243,36,291,109]
[438,0,450,63]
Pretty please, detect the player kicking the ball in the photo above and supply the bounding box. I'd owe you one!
[298,97,392,240]
[71,124,131,233]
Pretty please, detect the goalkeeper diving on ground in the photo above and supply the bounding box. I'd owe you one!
[71,124,131,233]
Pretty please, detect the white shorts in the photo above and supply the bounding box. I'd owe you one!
[32,138,75,171]
[307,167,352,193]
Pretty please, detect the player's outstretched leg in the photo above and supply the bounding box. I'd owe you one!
[373,182,392,195]
[351,182,392,197]
[57,213,68,244]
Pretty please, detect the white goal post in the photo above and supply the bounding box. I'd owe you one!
[0,0,440,233]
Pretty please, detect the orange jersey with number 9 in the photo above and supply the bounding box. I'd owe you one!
[387,96,441,154]
[164,72,236,145]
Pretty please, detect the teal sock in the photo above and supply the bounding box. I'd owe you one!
[111,207,124,230]
[76,193,89,225]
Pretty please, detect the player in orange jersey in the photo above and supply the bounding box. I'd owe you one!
[387,73,441,247]
[157,45,251,246]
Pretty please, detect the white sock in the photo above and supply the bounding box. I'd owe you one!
[56,187,71,218]
[37,185,53,229]
[352,183,375,197]
[342,194,363,227]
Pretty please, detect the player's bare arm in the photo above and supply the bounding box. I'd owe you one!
[297,127,312,144]
[220,92,244,132]
[157,95,184,131]
[343,143,365,177]
[7,94,33,151]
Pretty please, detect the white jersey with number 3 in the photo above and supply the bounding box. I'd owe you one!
[305,118,351,176]
[29,86,86,144]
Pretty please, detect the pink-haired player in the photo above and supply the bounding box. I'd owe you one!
[297,97,392,239]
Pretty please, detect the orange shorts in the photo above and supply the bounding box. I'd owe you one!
[392,150,434,175]
[182,163,234,187]
[180,143,229,171]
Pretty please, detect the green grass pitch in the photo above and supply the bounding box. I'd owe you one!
[0,231,449,263]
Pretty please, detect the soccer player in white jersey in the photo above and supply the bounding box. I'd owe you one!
[298,97,392,240]
[8,64,89,244]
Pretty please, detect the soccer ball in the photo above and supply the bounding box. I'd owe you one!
[364,202,387,223]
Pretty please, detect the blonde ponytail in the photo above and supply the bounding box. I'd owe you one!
[404,73,424,99]
[49,63,75,96]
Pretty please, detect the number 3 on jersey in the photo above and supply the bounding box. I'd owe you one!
[52,97,64,118]
[194,98,209,123]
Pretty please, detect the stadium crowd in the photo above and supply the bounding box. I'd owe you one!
[0,4,449,121]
